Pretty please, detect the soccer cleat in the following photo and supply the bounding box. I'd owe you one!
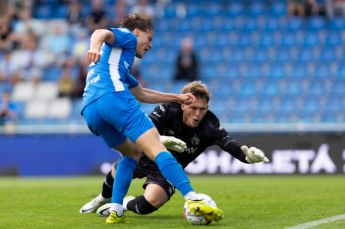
[186,200,224,222]
[96,203,112,217]
[97,195,135,216]
[79,194,111,214]
[105,211,124,224]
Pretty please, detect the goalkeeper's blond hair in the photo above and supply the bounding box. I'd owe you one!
[181,81,211,102]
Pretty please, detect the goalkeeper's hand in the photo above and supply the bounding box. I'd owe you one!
[160,135,187,153]
[241,145,269,163]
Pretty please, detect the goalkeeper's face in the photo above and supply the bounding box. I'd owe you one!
[181,97,208,128]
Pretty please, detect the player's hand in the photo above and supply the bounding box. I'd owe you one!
[87,48,101,63]
[178,93,195,105]
[241,145,269,163]
[160,135,187,153]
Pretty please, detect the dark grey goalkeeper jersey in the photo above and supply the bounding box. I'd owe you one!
[137,102,248,171]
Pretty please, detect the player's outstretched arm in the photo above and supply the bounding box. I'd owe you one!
[241,145,269,163]
[87,29,115,63]
[130,85,195,104]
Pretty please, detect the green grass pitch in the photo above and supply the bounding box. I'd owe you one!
[1,176,345,229]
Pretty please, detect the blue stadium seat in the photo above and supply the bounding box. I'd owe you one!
[261,83,279,97]
[186,4,200,18]
[261,17,280,31]
[279,32,297,47]
[332,82,345,95]
[255,33,275,47]
[303,32,320,47]
[267,66,285,80]
[34,4,52,19]
[289,64,308,79]
[318,49,337,63]
[247,2,266,17]
[336,66,345,79]
[283,82,302,97]
[313,65,331,79]
[328,17,345,30]
[268,2,286,17]
[285,17,304,31]
[306,17,326,31]
[226,3,243,17]
[201,3,222,17]
[238,84,257,97]
[242,18,259,32]
[325,32,342,47]
[274,49,293,63]
[297,48,314,63]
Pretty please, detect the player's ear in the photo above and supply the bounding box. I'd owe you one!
[181,103,186,111]
[133,28,140,37]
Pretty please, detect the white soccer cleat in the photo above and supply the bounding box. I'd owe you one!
[79,194,111,214]
[97,196,135,217]
[96,203,112,217]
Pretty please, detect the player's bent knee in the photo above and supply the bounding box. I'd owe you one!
[128,195,158,215]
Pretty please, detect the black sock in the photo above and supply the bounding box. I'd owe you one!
[101,171,114,198]
[127,195,158,215]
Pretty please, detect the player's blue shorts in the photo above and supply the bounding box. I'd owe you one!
[82,91,154,148]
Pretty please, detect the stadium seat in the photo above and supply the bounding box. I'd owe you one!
[328,17,345,30]
[306,17,326,31]
[47,98,72,119]
[268,2,286,17]
[226,3,243,17]
[247,2,266,17]
[25,100,48,119]
[35,82,59,100]
[12,82,35,102]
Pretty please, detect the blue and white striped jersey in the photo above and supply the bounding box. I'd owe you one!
[82,28,139,109]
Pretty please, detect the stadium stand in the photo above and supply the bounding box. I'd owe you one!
[0,0,344,126]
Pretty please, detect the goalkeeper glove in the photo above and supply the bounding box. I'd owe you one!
[160,135,187,153]
[241,145,269,163]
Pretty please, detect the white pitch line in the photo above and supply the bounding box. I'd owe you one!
[285,213,345,229]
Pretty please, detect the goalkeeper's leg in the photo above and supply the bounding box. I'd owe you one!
[136,129,224,222]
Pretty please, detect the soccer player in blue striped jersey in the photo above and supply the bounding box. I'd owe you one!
[81,13,223,224]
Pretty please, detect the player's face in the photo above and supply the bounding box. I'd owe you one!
[181,97,208,128]
[135,30,152,59]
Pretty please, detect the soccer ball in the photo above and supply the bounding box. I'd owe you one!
[183,194,217,225]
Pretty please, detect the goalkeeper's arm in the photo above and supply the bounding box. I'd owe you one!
[215,136,269,163]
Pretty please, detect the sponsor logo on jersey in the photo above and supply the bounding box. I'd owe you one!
[191,134,200,146]
[166,129,175,136]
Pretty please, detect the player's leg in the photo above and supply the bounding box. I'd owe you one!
[134,128,223,221]
[82,96,141,223]
[125,184,167,214]
[97,173,173,216]
[134,127,195,198]
[125,172,173,214]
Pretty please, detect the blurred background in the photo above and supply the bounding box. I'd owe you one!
[0,0,344,176]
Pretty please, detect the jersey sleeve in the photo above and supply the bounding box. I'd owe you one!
[208,113,248,163]
[125,73,139,88]
[109,28,137,49]
[149,104,171,132]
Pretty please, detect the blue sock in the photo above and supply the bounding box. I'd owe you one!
[155,152,193,196]
[112,156,137,204]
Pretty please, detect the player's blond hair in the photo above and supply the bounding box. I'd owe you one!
[181,81,211,102]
